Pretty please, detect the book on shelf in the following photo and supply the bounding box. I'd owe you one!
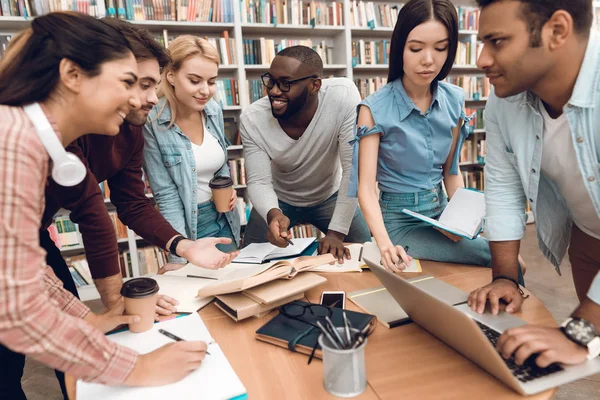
[223,115,240,145]
[228,157,246,186]
[352,39,390,66]
[456,6,480,31]
[460,137,486,166]
[289,223,323,240]
[240,0,344,26]
[213,78,239,107]
[402,187,485,240]
[65,255,94,286]
[119,245,167,277]
[354,77,388,98]
[462,170,485,191]
[455,36,482,66]
[243,38,334,65]
[446,75,490,101]
[350,1,402,29]
[246,79,268,104]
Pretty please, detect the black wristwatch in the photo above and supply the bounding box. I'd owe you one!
[560,317,600,360]
[169,235,187,258]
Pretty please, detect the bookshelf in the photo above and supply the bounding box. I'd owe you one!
[1,0,548,300]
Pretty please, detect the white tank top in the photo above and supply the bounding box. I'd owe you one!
[191,117,225,203]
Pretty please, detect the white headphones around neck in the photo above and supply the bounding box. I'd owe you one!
[23,103,87,187]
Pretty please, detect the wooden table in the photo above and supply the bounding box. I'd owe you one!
[201,261,557,400]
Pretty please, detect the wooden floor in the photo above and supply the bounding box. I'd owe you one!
[20,225,600,399]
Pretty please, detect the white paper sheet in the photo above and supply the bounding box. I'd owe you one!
[151,274,214,313]
[77,314,247,400]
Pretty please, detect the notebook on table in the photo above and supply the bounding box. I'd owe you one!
[77,313,247,400]
[402,188,485,240]
[255,300,376,359]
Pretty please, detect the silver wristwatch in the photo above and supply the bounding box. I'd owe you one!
[560,317,600,360]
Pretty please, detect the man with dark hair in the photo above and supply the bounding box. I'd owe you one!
[241,46,370,261]
[467,0,600,367]
[0,21,237,400]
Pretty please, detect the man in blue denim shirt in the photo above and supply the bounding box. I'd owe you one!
[468,0,600,367]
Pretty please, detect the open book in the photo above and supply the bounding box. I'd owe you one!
[402,188,485,240]
[197,253,335,297]
[234,237,316,263]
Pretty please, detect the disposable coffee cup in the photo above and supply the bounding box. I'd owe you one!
[209,175,233,213]
[121,277,159,333]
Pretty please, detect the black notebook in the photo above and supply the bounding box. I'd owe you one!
[255,300,376,359]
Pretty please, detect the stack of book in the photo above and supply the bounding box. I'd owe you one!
[456,37,483,66]
[246,79,268,104]
[457,6,480,30]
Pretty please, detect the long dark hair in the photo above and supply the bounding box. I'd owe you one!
[0,12,132,106]
[388,0,458,83]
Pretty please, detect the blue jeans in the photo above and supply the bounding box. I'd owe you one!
[381,185,524,285]
[197,201,238,252]
[244,192,371,246]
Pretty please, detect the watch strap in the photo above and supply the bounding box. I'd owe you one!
[169,235,187,258]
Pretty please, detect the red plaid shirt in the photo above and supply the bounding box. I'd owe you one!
[0,105,137,384]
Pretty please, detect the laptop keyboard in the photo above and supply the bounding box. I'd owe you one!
[474,321,564,383]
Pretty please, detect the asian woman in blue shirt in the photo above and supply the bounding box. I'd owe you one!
[350,0,524,276]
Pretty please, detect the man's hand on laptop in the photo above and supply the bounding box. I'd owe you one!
[267,208,291,248]
[319,230,350,264]
[468,279,524,314]
[496,325,588,368]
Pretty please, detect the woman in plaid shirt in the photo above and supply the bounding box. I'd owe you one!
[0,12,208,397]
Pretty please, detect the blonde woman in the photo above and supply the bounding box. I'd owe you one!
[143,35,240,264]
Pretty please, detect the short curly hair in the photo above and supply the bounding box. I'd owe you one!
[276,45,323,76]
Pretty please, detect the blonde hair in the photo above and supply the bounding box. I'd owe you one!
[157,35,220,127]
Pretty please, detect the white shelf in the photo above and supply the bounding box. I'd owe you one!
[222,105,242,111]
[473,129,486,134]
[233,184,247,189]
[245,64,346,71]
[353,64,388,71]
[227,145,244,150]
[241,23,345,36]
[218,64,238,71]
[130,20,234,32]
[350,27,478,37]
[0,16,31,30]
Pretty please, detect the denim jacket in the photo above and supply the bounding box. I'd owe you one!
[483,31,600,275]
[143,98,241,263]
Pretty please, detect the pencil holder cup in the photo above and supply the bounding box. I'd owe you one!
[318,327,368,398]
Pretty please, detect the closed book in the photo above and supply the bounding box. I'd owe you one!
[215,291,304,322]
[255,300,376,359]
[242,272,326,305]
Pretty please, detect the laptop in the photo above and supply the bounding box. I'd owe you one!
[362,242,600,395]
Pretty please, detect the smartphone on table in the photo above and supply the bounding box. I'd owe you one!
[320,291,346,309]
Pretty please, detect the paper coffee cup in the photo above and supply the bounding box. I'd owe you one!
[121,277,159,333]
[209,175,234,213]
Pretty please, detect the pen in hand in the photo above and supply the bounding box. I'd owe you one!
[158,329,211,355]
[395,245,410,270]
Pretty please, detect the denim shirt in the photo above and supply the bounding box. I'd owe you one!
[143,98,241,263]
[483,31,600,277]
[348,79,472,196]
